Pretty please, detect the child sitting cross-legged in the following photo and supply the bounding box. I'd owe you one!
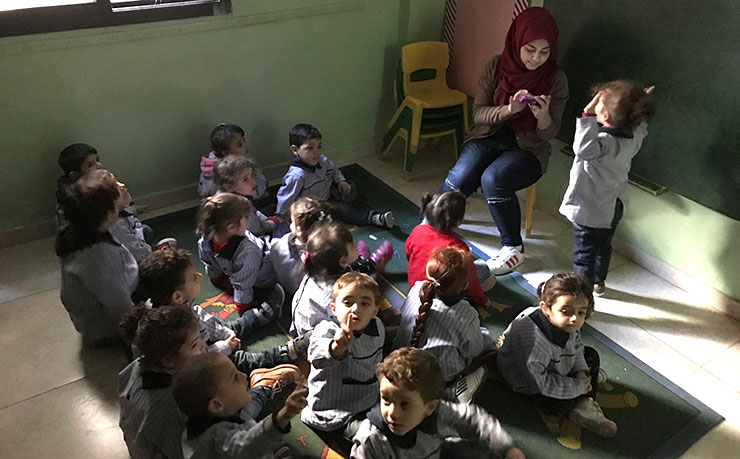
[497,272,617,437]
[213,155,278,238]
[198,123,269,205]
[196,192,283,317]
[406,191,498,307]
[302,272,385,441]
[118,305,206,459]
[394,247,494,404]
[275,123,394,229]
[351,347,524,459]
[290,221,393,338]
[136,248,309,364]
[173,353,309,459]
[56,169,137,347]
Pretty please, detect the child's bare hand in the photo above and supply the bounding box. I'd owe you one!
[338,181,352,195]
[508,89,529,114]
[275,379,308,429]
[505,447,526,459]
[583,91,602,115]
[330,314,355,357]
[576,370,591,392]
[644,85,655,94]
[227,335,241,352]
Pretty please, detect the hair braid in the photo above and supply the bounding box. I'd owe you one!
[410,279,438,348]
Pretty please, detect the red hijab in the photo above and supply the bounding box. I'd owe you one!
[494,7,559,132]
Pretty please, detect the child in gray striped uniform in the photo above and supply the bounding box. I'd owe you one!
[393,247,494,404]
[198,123,269,204]
[119,305,206,459]
[57,169,138,347]
[351,348,524,459]
[302,273,385,441]
[291,221,393,338]
[275,123,394,228]
[196,192,281,317]
[213,155,278,238]
[497,272,617,437]
[173,352,308,459]
[136,249,308,365]
[270,196,332,298]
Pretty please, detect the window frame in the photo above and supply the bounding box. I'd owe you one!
[0,0,230,38]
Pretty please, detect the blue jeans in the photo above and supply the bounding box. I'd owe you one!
[572,199,624,285]
[441,130,542,247]
[245,386,272,419]
[230,348,284,374]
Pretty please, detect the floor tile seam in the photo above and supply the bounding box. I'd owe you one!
[0,376,84,411]
[0,285,61,307]
[623,315,717,368]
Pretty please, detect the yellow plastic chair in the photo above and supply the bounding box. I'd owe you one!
[524,184,536,238]
[379,41,468,181]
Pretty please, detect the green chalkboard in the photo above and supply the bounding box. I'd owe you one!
[546,0,740,220]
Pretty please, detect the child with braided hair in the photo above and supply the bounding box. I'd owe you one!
[393,247,493,404]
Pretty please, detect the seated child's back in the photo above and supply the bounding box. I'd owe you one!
[119,305,206,459]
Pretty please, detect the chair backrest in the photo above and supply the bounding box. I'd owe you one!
[400,41,451,97]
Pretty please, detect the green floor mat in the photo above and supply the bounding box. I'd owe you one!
[143,163,722,459]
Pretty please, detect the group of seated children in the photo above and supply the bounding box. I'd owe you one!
[53,106,633,457]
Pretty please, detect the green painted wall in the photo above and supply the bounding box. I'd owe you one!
[538,144,740,302]
[0,0,445,234]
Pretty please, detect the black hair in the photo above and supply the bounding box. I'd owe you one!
[119,305,198,366]
[137,249,195,307]
[420,191,466,232]
[592,80,656,134]
[58,143,98,175]
[538,272,595,319]
[210,123,245,158]
[55,169,120,257]
[304,221,353,282]
[289,123,322,147]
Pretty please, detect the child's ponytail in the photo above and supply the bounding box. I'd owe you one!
[290,197,333,244]
[196,192,252,236]
[410,247,469,348]
[420,191,466,233]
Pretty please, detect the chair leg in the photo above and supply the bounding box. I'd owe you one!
[524,184,536,238]
[403,105,423,179]
[380,105,411,160]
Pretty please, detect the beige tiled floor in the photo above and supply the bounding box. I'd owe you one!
[0,148,738,458]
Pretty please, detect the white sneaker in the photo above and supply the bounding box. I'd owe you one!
[568,397,617,437]
[369,211,395,229]
[486,245,524,275]
[454,366,486,404]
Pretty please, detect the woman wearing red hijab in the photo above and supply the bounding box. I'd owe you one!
[441,7,568,275]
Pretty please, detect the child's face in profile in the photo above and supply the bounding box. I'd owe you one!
[289,215,304,244]
[541,294,589,333]
[379,376,437,436]
[227,134,249,156]
[210,355,252,417]
[78,153,102,178]
[339,242,358,268]
[175,263,203,305]
[165,323,206,370]
[594,91,614,126]
[226,215,249,237]
[291,138,322,167]
[225,167,257,197]
[330,282,379,332]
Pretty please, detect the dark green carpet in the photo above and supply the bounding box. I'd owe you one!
[144,163,722,459]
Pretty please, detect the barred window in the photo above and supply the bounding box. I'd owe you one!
[0,0,231,37]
